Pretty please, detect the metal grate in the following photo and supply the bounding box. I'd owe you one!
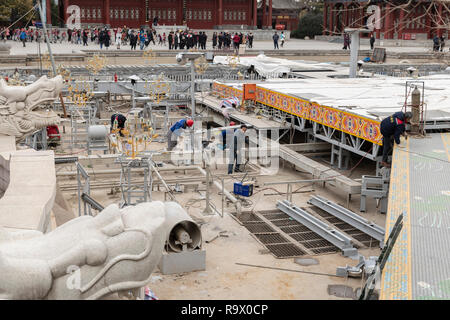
[244,223,275,233]
[261,213,289,220]
[334,222,355,230]
[271,219,301,227]
[311,247,340,254]
[301,239,334,249]
[291,232,323,242]
[314,210,334,219]
[238,214,263,223]
[307,207,380,249]
[326,217,343,224]
[279,225,311,234]
[234,210,343,257]
[254,233,289,245]
[266,243,307,258]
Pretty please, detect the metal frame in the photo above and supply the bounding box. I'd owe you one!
[76,161,92,216]
[68,103,98,150]
[117,156,152,206]
[307,195,385,247]
[276,199,358,257]
[22,128,47,151]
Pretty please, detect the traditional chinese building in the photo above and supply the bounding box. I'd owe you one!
[57,0,260,29]
[323,0,449,39]
[258,0,303,30]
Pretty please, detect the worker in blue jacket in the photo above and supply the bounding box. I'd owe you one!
[380,111,412,167]
[167,118,194,151]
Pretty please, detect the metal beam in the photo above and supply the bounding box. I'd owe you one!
[308,195,385,247]
[276,200,357,257]
[284,142,331,152]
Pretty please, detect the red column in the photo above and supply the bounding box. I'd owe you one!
[253,0,257,27]
[384,3,391,39]
[330,4,334,34]
[104,0,110,26]
[218,0,223,26]
[343,3,348,30]
[140,1,145,26]
[46,0,52,25]
[425,6,431,39]
[398,8,404,40]
[359,4,364,28]
[262,0,266,27]
[438,3,443,37]
[178,0,183,25]
[323,3,328,35]
[268,0,272,29]
[63,0,69,23]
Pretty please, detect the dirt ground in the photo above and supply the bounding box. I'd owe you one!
[56,131,383,300]
[47,55,386,300]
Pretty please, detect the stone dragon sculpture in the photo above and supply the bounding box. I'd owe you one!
[0,201,191,300]
[0,75,63,141]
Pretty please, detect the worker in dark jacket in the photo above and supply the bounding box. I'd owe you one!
[167,118,194,151]
[111,113,127,137]
[380,111,412,167]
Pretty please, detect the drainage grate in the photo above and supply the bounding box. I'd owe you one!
[271,219,300,227]
[262,213,289,220]
[290,231,322,242]
[311,247,340,254]
[266,243,307,258]
[352,234,380,247]
[326,217,343,224]
[254,233,289,244]
[239,214,263,223]
[314,210,334,219]
[334,222,355,230]
[233,210,342,257]
[244,223,275,233]
[307,207,380,249]
[343,229,363,235]
[301,239,334,249]
[279,225,311,234]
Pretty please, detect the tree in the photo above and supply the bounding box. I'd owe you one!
[0,0,37,26]
[291,10,323,39]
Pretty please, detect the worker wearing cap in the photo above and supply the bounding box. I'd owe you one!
[380,111,412,167]
[110,113,127,137]
[167,118,194,151]
[221,121,236,148]
[228,124,247,174]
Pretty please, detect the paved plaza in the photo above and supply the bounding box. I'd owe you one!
[2,38,442,55]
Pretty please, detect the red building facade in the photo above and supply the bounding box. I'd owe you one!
[323,0,449,40]
[60,0,260,29]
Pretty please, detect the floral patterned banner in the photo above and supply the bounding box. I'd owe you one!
[212,82,382,145]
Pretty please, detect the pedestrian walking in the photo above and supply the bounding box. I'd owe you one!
[343,32,350,50]
[273,32,279,49]
[370,33,375,50]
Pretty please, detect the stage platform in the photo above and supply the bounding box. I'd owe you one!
[212,76,450,146]
[380,132,450,299]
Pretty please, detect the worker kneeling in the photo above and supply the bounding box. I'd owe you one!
[167,118,194,151]
[380,111,412,168]
[110,113,127,137]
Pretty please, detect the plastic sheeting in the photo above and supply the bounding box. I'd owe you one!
[213,54,326,77]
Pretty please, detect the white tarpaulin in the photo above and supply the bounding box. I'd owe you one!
[213,54,328,77]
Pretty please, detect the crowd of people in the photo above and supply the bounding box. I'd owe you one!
[0,26,260,51]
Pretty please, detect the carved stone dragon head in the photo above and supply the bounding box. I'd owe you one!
[0,75,64,141]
